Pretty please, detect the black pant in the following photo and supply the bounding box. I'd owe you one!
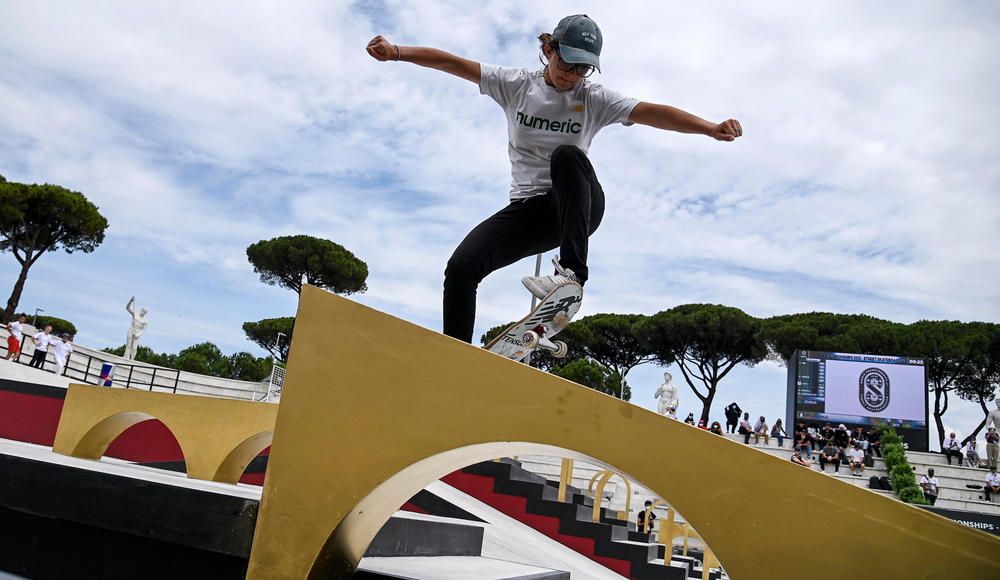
[725,418,737,433]
[869,444,881,458]
[28,349,46,368]
[986,486,999,501]
[443,145,605,342]
[820,456,840,472]
[924,492,938,505]
[943,449,962,465]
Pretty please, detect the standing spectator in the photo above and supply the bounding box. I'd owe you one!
[753,416,770,445]
[771,419,787,447]
[51,334,73,376]
[919,469,939,505]
[636,500,657,534]
[724,402,741,434]
[986,428,1000,469]
[985,466,1000,502]
[29,325,54,369]
[867,428,882,458]
[5,315,26,361]
[965,438,984,468]
[942,432,963,465]
[790,449,812,467]
[847,443,866,477]
[708,421,724,436]
[819,440,842,473]
[739,413,753,444]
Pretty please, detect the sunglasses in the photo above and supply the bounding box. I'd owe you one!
[552,46,595,78]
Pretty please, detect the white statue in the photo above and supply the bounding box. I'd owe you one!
[986,399,1000,430]
[654,372,679,416]
[124,296,149,360]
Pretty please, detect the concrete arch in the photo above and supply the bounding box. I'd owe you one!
[53,385,278,483]
[247,287,1000,579]
[213,429,274,484]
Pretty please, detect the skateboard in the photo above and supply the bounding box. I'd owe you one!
[485,281,583,362]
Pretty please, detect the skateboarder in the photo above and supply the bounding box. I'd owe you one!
[367,15,743,343]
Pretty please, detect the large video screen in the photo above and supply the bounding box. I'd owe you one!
[785,350,928,451]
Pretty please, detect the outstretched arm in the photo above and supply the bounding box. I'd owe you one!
[366,35,481,84]
[126,296,135,316]
[628,102,743,142]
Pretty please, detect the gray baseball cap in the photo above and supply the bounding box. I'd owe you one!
[552,14,602,71]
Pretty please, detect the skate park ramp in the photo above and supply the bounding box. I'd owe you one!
[248,285,1000,579]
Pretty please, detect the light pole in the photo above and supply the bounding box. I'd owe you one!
[274,332,286,357]
[32,308,44,328]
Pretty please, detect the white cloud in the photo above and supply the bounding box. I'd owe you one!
[0,1,997,433]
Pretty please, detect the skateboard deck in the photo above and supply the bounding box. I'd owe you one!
[485,281,583,362]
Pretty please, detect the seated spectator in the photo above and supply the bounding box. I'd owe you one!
[795,431,812,460]
[966,438,984,468]
[820,423,835,443]
[708,421,724,436]
[819,441,842,473]
[739,413,753,444]
[853,427,868,452]
[636,499,657,533]
[753,415,769,445]
[847,443,866,476]
[919,469,939,505]
[697,419,708,430]
[807,423,821,450]
[834,424,851,450]
[667,405,678,420]
[771,418,787,447]
[985,466,1000,502]
[684,413,696,425]
[942,432,963,465]
[867,428,882,458]
[987,428,1000,469]
[790,449,812,467]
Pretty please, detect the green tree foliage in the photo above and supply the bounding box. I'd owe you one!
[954,322,1000,443]
[551,359,630,400]
[16,312,77,337]
[761,312,903,364]
[636,304,766,424]
[564,313,654,399]
[242,317,295,362]
[102,342,274,382]
[246,235,368,295]
[899,320,980,448]
[0,180,109,322]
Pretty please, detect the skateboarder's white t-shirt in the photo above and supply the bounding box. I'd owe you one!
[480,65,640,200]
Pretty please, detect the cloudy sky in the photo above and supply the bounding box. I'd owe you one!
[2,1,998,449]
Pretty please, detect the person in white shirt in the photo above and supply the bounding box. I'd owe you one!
[51,333,73,376]
[919,469,940,505]
[942,432,963,465]
[984,466,1000,502]
[366,15,742,344]
[5,315,26,361]
[847,443,866,476]
[29,325,53,369]
[739,413,754,444]
[753,416,770,445]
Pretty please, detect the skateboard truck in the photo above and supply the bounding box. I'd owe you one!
[520,317,570,358]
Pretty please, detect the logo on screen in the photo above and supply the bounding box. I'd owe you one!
[859,368,890,413]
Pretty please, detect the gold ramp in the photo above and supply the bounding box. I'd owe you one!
[249,286,1000,579]
[53,385,277,483]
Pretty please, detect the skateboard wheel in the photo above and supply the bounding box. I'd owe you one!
[521,330,540,349]
[552,340,568,358]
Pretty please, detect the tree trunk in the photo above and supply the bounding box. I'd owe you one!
[932,386,948,449]
[700,382,717,425]
[962,393,992,445]
[3,259,31,323]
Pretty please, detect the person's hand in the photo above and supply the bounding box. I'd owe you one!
[709,119,743,142]
[367,35,398,62]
